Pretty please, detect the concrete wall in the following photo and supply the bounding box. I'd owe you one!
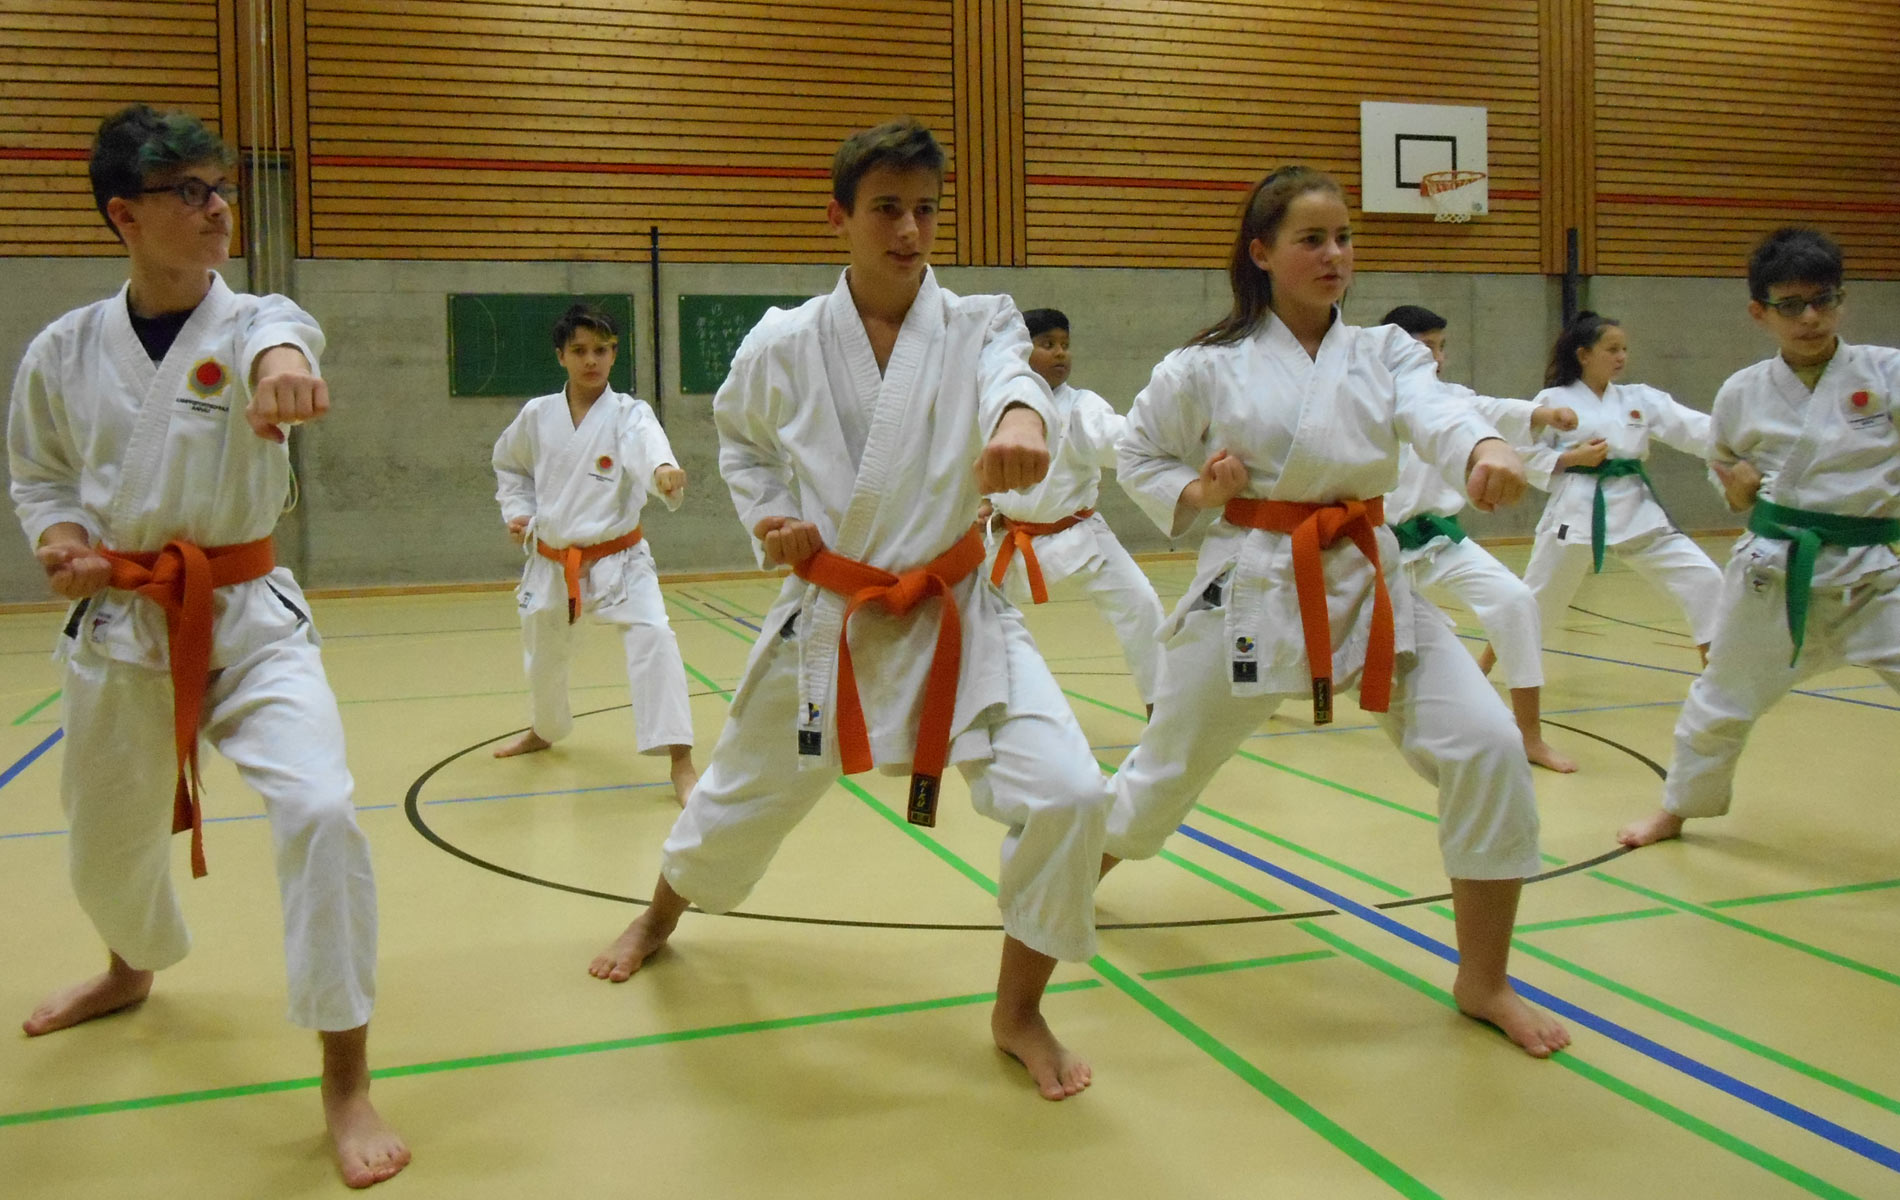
[5,256,1897,603]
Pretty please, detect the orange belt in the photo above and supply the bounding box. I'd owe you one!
[101,536,278,878]
[1223,497,1393,725]
[794,524,986,827]
[536,526,644,623]
[988,508,1095,604]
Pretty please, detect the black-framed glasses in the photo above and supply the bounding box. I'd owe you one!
[138,178,239,209]
[1760,290,1843,319]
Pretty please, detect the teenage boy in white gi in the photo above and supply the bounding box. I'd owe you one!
[1620,228,1900,846]
[1380,305,1580,773]
[6,105,407,1188]
[985,307,1166,714]
[588,120,1109,1101]
[491,304,698,803]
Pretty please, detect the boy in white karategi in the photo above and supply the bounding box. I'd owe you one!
[1380,305,1580,773]
[984,307,1166,714]
[588,120,1109,1100]
[1620,228,1900,846]
[490,304,698,802]
[6,106,407,1187]
[1103,167,1569,1058]
[1505,312,1723,663]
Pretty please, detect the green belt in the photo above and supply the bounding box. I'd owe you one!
[1391,512,1467,552]
[1567,458,1654,573]
[1748,499,1900,665]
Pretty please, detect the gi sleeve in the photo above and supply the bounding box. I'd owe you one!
[1387,333,1501,492]
[1119,348,1213,538]
[1706,375,1754,509]
[491,405,538,526]
[714,326,800,568]
[7,331,95,547]
[1068,388,1128,469]
[626,399,684,513]
[977,298,1061,459]
[1517,388,1565,491]
[242,293,325,380]
[1646,385,1714,459]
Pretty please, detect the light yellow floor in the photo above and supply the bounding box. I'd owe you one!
[3,538,1898,1198]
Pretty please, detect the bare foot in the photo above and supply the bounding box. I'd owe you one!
[492,730,552,758]
[1617,810,1686,847]
[325,1088,410,1188]
[1476,645,1497,676]
[1525,738,1579,774]
[23,956,153,1036]
[992,1007,1091,1100]
[1452,978,1570,1058]
[589,909,675,982]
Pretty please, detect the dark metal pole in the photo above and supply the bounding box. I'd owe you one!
[1562,227,1582,326]
[649,225,663,420]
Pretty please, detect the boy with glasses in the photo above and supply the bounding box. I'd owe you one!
[1619,228,1900,846]
[7,105,407,1187]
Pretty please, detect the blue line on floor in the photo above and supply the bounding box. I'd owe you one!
[1177,823,1900,1175]
[0,728,61,795]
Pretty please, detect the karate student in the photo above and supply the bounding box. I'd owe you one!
[985,307,1166,714]
[6,105,407,1187]
[1620,228,1900,846]
[1102,166,1569,1058]
[588,119,1110,1100]
[491,303,698,803]
[1380,305,1580,773]
[1502,312,1723,666]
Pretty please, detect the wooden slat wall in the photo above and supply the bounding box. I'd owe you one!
[303,0,957,261]
[1594,0,1900,276]
[0,0,228,256]
[1541,0,1593,274]
[1019,0,1546,271]
[954,0,1025,265]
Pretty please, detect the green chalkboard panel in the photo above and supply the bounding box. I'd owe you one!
[448,294,636,397]
[677,294,813,395]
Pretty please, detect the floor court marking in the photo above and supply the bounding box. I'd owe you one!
[0,728,61,794]
[11,690,59,725]
[1178,823,1900,1179]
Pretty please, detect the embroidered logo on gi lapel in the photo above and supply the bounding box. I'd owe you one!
[1844,389,1888,430]
[188,359,228,398]
[1232,635,1258,683]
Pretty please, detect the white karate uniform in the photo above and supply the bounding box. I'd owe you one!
[1388,383,1547,690]
[1106,316,1541,880]
[1666,342,1900,817]
[663,269,1108,962]
[7,274,375,1031]
[493,388,694,752]
[1519,380,1723,643]
[987,381,1166,703]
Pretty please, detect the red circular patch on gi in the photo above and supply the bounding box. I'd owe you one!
[1628,409,1642,419]
[1852,391,1871,408]
[596,455,613,471]
[195,361,224,389]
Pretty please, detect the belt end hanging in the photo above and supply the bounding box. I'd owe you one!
[1311,677,1333,725]
[906,774,940,827]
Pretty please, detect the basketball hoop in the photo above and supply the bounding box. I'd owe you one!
[1420,169,1488,223]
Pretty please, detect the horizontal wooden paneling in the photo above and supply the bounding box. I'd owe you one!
[303,0,957,261]
[1594,0,1900,276]
[1020,0,1546,271]
[0,0,226,255]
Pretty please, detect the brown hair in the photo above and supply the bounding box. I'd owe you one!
[1190,166,1344,347]
[831,118,945,211]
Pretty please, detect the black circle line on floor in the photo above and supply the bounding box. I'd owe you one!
[405,705,1646,931]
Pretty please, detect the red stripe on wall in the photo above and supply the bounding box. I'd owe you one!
[0,148,91,161]
[1598,193,1900,216]
[308,154,834,180]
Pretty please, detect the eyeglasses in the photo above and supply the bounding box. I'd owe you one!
[138,178,239,209]
[1759,290,1842,319]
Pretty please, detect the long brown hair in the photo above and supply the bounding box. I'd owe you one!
[1544,311,1620,387]
[1190,166,1344,348]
